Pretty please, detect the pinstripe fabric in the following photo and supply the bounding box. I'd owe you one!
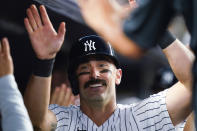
[49,90,179,131]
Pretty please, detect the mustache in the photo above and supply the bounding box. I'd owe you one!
[84,79,107,89]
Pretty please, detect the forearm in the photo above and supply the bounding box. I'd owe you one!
[0,75,33,131]
[99,23,144,59]
[163,39,194,89]
[163,40,194,125]
[24,74,51,126]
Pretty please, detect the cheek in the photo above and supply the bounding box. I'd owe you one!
[103,73,116,86]
[102,69,113,78]
[77,76,87,89]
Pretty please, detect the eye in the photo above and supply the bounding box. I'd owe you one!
[80,65,89,70]
[98,63,107,68]
[77,65,90,76]
[78,71,90,77]
[100,69,111,73]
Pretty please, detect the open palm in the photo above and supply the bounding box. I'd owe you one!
[24,5,66,59]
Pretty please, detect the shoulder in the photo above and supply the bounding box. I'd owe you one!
[49,104,80,130]
[117,103,135,109]
[132,90,168,114]
[131,90,175,130]
[49,104,80,115]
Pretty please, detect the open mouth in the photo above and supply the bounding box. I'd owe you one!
[85,79,107,89]
[89,83,103,88]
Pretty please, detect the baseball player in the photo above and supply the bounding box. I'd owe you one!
[0,38,33,131]
[24,4,194,131]
[78,0,197,128]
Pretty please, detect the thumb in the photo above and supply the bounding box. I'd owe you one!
[57,22,66,39]
[2,38,10,57]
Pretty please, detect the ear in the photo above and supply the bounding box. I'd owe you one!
[115,69,122,85]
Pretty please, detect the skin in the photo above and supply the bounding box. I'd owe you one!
[78,0,194,125]
[23,3,194,130]
[23,4,65,130]
[164,40,194,125]
[0,38,13,77]
[183,112,195,131]
[76,59,122,126]
[78,0,143,58]
[50,84,77,106]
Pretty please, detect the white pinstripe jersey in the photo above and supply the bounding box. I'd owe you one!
[49,90,180,131]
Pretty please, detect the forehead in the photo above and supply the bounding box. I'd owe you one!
[76,59,115,75]
[78,59,115,67]
[78,59,112,67]
[78,55,115,66]
[73,55,117,74]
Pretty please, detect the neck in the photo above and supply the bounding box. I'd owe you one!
[80,99,117,126]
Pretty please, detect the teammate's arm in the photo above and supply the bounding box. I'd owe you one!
[0,38,33,130]
[78,0,143,58]
[163,39,194,125]
[23,4,65,129]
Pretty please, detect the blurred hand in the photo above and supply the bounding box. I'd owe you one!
[24,5,66,60]
[78,0,137,35]
[0,38,13,77]
[78,0,143,58]
[110,0,137,20]
[50,84,80,106]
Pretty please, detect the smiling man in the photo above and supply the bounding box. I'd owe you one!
[24,5,194,131]
[65,35,122,127]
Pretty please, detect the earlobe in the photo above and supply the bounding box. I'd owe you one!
[115,69,122,85]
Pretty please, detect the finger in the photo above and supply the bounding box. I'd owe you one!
[50,87,60,104]
[2,37,10,57]
[24,18,33,34]
[64,87,72,106]
[39,5,53,27]
[26,8,38,31]
[57,22,66,39]
[57,85,66,105]
[69,95,75,105]
[61,84,70,106]
[30,5,43,27]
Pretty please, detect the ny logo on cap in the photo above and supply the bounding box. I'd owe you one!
[84,40,96,51]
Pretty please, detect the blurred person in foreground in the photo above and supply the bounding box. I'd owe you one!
[0,38,33,130]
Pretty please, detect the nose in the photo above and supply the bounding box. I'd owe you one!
[90,67,100,79]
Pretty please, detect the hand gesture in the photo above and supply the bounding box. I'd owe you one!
[78,0,143,58]
[24,5,66,60]
[50,84,80,106]
[78,0,137,35]
[0,38,13,77]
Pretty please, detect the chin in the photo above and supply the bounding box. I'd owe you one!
[89,94,105,101]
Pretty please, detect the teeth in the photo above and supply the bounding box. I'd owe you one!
[89,84,102,88]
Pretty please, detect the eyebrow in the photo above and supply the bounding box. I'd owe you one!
[77,71,89,77]
[79,65,88,70]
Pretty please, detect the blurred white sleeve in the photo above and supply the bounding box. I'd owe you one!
[0,74,33,131]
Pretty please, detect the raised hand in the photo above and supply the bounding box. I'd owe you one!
[78,0,120,34]
[24,5,66,60]
[78,0,136,35]
[0,38,13,77]
[78,0,142,58]
[50,84,80,106]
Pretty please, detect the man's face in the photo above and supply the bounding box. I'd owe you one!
[76,59,122,103]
